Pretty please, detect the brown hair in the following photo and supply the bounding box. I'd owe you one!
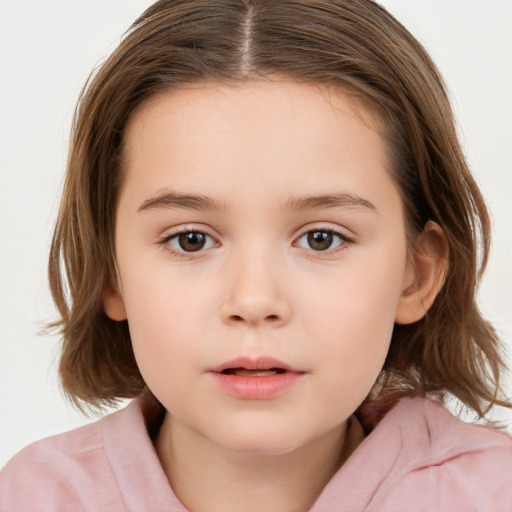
[49,0,510,418]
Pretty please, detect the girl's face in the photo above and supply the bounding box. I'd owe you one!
[106,81,417,455]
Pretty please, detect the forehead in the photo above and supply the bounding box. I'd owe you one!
[120,80,396,214]
[127,80,380,128]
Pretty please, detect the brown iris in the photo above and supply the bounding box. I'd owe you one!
[307,231,334,251]
[178,232,207,252]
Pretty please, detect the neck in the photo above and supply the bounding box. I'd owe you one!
[155,414,358,512]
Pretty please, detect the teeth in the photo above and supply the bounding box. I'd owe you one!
[222,368,286,377]
[235,369,277,377]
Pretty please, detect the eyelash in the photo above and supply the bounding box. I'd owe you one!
[157,226,353,258]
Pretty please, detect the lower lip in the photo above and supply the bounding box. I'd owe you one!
[210,371,304,400]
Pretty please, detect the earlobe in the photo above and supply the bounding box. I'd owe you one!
[102,276,127,321]
[395,221,449,325]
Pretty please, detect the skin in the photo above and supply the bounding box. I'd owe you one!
[103,81,447,512]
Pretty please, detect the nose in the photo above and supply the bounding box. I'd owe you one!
[219,250,292,328]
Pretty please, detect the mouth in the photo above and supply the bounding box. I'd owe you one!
[209,357,305,400]
[210,356,301,375]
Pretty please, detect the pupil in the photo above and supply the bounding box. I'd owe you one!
[179,232,206,252]
[308,231,332,251]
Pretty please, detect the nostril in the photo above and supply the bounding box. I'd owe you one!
[228,313,281,324]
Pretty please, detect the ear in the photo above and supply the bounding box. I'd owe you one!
[395,221,449,325]
[102,275,127,321]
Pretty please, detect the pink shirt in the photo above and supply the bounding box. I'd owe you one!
[1,395,511,511]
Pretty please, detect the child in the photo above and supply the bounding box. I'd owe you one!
[1,0,511,510]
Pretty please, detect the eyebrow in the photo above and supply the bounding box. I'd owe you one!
[285,193,377,213]
[137,190,377,214]
[137,190,228,213]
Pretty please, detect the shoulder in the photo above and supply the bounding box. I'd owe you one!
[0,406,128,512]
[313,397,512,512]
[0,395,177,512]
[0,455,85,512]
[396,397,512,461]
[377,397,512,511]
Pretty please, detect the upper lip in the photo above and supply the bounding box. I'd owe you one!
[209,356,302,373]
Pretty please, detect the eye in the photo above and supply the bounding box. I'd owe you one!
[295,229,349,252]
[165,231,217,253]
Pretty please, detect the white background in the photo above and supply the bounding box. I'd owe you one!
[1,0,511,468]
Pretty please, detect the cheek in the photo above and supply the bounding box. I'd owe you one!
[125,300,202,409]
[116,263,208,381]
[300,249,406,389]
[118,237,213,329]
[312,288,395,377]
[303,247,406,336]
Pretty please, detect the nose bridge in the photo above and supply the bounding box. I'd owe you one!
[220,240,291,327]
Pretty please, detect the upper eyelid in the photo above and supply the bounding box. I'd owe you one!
[160,225,218,239]
[294,228,352,246]
[160,224,349,235]
[295,224,353,240]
